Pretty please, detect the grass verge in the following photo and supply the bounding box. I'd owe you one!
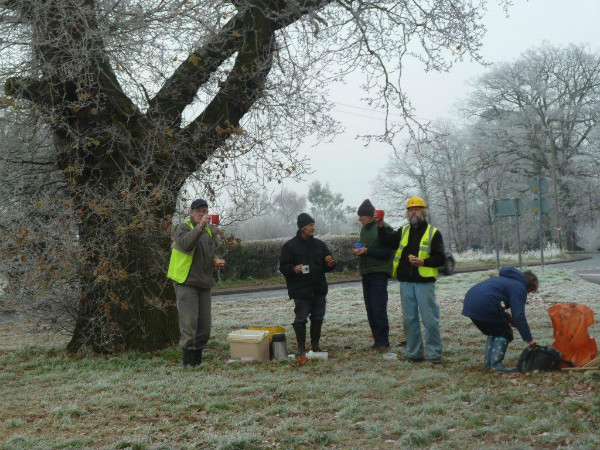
[1,268,599,449]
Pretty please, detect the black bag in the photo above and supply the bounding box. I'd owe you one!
[517,345,573,373]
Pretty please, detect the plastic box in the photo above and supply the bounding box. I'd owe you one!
[227,329,270,361]
[248,326,286,342]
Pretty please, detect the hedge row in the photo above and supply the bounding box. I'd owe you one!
[218,235,362,280]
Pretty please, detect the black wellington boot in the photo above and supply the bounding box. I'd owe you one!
[310,320,323,352]
[292,322,307,355]
[189,349,203,367]
[182,348,192,368]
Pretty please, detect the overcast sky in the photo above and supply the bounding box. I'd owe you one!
[279,0,600,210]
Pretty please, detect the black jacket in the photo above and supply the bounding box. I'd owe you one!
[279,231,335,298]
[378,221,445,283]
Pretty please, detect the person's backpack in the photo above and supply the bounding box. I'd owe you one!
[517,345,574,373]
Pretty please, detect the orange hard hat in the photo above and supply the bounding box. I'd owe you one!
[406,196,427,209]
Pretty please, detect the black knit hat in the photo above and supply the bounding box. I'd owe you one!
[191,198,208,210]
[357,199,375,216]
[297,212,315,229]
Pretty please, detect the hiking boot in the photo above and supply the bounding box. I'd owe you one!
[429,358,442,365]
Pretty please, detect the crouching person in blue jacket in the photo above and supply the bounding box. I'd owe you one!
[462,267,538,372]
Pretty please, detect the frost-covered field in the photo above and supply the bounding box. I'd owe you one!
[1,268,599,450]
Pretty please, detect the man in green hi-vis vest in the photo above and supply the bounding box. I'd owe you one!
[378,196,446,365]
[167,198,225,367]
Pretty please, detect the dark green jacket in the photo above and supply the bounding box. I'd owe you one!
[358,220,395,277]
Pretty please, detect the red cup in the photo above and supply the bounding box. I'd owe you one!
[375,209,385,221]
[210,214,220,225]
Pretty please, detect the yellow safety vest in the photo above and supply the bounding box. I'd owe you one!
[392,224,438,279]
[166,218,212,284]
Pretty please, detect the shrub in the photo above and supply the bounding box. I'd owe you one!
[217,235,360,280]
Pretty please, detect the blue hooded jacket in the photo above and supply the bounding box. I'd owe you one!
[462,267,533,342]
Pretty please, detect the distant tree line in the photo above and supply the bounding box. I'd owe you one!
[224,182,358,240]
[373,43,600,253]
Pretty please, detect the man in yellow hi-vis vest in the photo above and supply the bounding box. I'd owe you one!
[167,198,225,367]
[378,196,446,364]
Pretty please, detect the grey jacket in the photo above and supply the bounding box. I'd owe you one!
[173,220,217,288]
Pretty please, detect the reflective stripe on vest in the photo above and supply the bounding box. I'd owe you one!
[166,218,212,283]
[392,224,438,279]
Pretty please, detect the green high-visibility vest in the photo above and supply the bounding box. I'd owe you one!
[167,218,212,284]
[392,224,438,279]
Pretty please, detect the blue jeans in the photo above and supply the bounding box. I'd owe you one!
[399,282,442,360]
[362,273,390,347]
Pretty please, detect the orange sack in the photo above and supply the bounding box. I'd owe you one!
[548,303,597,367]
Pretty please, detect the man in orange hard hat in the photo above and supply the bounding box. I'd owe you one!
[377,196,446,365]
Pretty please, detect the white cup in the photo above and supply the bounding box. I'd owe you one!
[301,265,310,274]
[306,351,328,360]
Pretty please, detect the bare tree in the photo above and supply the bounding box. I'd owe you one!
[1,0,510,352]
[466,43,600,248]
[224,188,307,240]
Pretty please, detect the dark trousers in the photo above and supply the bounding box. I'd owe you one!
[471,318,514,342]
[362,273,390,347]
[293,294,326,324]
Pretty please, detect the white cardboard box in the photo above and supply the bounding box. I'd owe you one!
[227,329,270,361]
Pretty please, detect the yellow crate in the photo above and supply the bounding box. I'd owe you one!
[248,326,286,342]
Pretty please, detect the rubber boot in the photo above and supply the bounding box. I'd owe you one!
[484,336,495,369]
[292,322,307,355]
[310,320,323,352]
[189,349,203,367]
[490,337,516,373]
[182,348,192,368]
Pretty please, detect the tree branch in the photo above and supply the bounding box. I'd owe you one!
[146,0,333,127]
[181,7,277,169]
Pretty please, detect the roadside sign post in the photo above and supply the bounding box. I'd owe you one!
[514,198,522,269]
[491,198,524,271]
[527,176,550,270]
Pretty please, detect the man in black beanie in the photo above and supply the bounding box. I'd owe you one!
[354,199,395,353]
[279,213,336,354]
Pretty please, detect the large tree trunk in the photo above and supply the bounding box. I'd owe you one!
[67,216,180,353]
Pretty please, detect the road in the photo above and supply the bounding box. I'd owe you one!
[538,252,600,285]
[212,252,600,303]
